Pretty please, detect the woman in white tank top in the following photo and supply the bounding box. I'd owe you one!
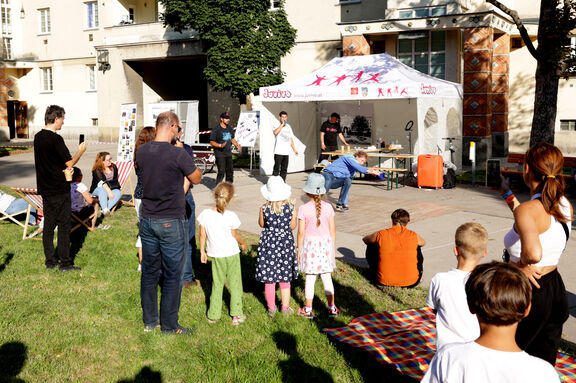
[499,143,573,366]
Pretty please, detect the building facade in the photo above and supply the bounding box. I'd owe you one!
[1,0,575,160]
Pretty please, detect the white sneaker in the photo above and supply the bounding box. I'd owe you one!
[137,264,142,272]
[102,208,110,217]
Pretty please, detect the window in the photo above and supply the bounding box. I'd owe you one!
[40,67,53,92]
[398,31,446,79]
[3,37,11,59]
[269,0,280,10]
[87,65,96,90]
[1,1,11,35]
[86,1,98,28]
[398,6,446,19]
[38,8,50,34]
[560,120,576,131]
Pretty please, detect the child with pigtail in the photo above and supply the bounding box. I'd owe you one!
[296,173,339,319]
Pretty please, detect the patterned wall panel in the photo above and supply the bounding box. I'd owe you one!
[343,35,370,56]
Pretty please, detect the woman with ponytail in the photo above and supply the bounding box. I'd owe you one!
[296,173,338,319]
[500,142,573,365]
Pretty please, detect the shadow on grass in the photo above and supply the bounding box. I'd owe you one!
[0,341,27,383]
[273,331,334,383]
[0,252,14,273]
[69,225,90,263]
[117,366,162,383]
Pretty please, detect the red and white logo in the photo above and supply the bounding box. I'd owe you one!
[263,89,292,99]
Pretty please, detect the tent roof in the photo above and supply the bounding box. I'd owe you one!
[260,53,463,102]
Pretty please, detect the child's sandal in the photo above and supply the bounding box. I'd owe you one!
[232,314,246,325]
[297,307,314,319]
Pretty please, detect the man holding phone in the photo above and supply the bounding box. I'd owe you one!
[272,111,298,181]
[34,105,86,271]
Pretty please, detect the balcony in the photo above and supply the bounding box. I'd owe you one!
[102,21,196,47]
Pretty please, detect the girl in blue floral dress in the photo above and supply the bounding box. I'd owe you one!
[256,176,298,317]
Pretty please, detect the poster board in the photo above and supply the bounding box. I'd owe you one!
[147,102,177,126]
[235,111,259,148]
[117,103,137,162]
[184,101,199,146]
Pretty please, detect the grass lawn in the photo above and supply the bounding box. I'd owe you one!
[0,187,423,382]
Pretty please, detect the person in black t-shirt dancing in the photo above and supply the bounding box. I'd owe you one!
[34,105,86,271]
[318,112,349,163]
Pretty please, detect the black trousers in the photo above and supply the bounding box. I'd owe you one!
[215,156,234,184]
[515,268,569,365]
[273,154,289,181]
[42,192,72,268]
[318,145,338,163]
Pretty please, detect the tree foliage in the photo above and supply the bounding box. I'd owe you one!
[160,0,297,103]
[486,0,576,145]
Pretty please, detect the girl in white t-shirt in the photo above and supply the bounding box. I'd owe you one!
[297,173,338,319]
[198,182,247,325]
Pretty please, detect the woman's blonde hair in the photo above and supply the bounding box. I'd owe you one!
[92,151,111,172]
[306,193,324,227]
[263,199,294,215]
[214,182,234,213]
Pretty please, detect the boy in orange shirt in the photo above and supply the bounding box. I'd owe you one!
[363,209,426,287]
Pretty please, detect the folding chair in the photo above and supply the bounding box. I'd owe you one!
[111,161,135,213]
[0,196,28,229]
[10,187,43,240]
[71,207,97,232]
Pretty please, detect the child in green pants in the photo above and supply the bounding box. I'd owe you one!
[198,182,247,325]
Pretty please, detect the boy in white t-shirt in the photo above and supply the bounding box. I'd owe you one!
[422,261,560,382]
[427,222,487,348]
[70,167,99,230]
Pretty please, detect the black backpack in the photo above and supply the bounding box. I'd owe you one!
[443,168,456,189]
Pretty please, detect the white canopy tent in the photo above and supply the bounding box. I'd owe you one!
[255,53,463,175]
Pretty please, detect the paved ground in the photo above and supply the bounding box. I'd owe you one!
[2,139,576,345]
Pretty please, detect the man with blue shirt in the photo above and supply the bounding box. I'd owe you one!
[322,151,379,211]
[210,112,242,184]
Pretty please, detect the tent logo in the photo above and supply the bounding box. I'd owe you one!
[263,89,292,99]
[361,87,368,97]
[351,87,359,95]
[420,84,437,95]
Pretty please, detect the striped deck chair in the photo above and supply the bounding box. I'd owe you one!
[111,161,135,213]
[10,187,43,240]
[0,193,28,229]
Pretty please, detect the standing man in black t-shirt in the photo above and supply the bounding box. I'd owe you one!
[210,112,242,184]
[137,111,202,334]
[34,105,86,271]
[318,112,349,163]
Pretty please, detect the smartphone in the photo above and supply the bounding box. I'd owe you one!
[486,159,501,188]
[79,134,85,144]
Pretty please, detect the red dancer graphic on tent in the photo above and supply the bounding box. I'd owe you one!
[378,88,385,97]
[361,73,382,84]
[330,75,348,86]
[307,75,328,86]
[352,71,364,82]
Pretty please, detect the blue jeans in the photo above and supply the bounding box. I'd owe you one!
[322,171,353,206]
[92,181,121,210]
[5,198,37,225]
[181,191,196,284]
[140,217,188,331]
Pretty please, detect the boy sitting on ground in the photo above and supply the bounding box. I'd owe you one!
[426,222,487,349]
[422,261,560,382]
[70,167,99,230]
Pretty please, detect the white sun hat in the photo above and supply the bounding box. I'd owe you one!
[302,173,326,195]
[260,176,292,202]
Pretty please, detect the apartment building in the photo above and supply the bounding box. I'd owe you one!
[0,0,237,142]
[1,0,575,160]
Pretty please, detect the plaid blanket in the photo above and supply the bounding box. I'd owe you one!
[323,307,576,382]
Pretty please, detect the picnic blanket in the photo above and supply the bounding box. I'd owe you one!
[323,307,576,382]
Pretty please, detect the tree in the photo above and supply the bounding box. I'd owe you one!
[160,0,297,104]
[486,0,576,145]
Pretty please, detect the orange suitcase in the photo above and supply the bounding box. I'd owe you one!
[417,154,443,188]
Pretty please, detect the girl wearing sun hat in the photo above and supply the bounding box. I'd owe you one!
[256,176,299,317]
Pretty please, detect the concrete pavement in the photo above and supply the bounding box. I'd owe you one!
[1,139,575,345]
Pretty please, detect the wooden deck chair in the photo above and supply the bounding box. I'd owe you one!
[0,195,28,229]
[111,161,135,213]
[71,207,97,233]
[10,187,43,240]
